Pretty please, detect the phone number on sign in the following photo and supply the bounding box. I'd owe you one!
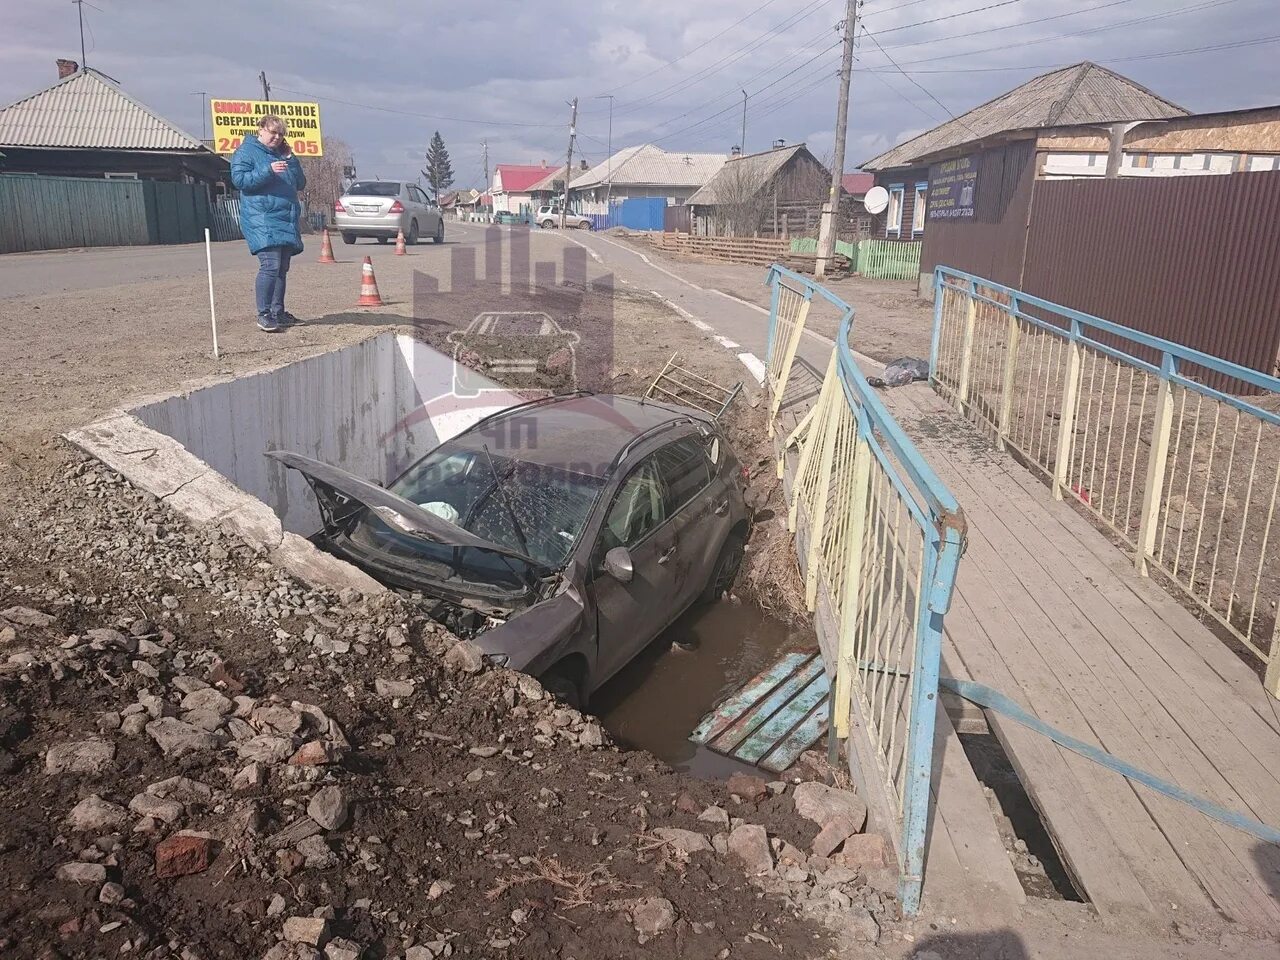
[217,137,320,155]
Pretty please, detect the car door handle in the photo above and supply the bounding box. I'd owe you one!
[714,499,730,516]
[658,545,677,565]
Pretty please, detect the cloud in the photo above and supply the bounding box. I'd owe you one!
[0,0,1270,189]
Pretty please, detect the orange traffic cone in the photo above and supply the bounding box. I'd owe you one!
[318,228,336,263]
[395,228,407,256]
[357,256,384,306]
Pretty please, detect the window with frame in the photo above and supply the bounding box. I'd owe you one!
[599,457,668,553]
[886,184,904,236]
[912,182,927,235]
[653,436,712,515]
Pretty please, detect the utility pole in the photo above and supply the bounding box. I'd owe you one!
[740,90,748,155]
[816,0,858,280]
[593,94,614,209]
[191,92,208,140]
[259,71,271,103]
[481,139,489,191]
[71,0,87,68]
[560,97,577,230]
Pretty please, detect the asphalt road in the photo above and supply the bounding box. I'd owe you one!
[1,223,843,383]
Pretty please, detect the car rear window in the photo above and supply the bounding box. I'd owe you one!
[347,182,400,197]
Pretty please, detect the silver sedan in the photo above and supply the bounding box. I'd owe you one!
[333,180,444,245]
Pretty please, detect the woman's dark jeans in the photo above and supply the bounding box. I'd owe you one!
[254,247,292,318]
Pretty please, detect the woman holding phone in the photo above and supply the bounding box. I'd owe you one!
[230,115,306,333]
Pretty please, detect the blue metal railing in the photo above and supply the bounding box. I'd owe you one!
[765,264,965,914]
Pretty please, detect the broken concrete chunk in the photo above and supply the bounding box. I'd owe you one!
[233,762,268,791]
[374,678,414,699]
[145,718,219,758]
[268,817,323,850]
[833,832,889,870]
[697,805,730,827]
[443,640,484,675]
[792,781,867,834]
[324,937,363,960]
[46,739,116,775]
[283,916,329,946]
[1,606,56,628]
[130,792,183,824]
[726,772,769,802]
[289,741,342,766]
[58,861,107,885]
[632,896,676,943]
[182,708,227,733]
[66,795,128,832]
[181,688,233,715]
[728,824,773,876]
[307,785,348,832]
[146,776,215,804]
[653,827,713,855]
[252,706,304,738]
[237,735,295,765]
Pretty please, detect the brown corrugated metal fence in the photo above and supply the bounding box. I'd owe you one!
[1021,170,1280,391]
[920,141,1037,288]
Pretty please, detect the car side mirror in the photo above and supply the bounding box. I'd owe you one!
[603,546,634,584]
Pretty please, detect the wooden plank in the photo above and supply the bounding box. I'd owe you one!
[886,384,1280,927]
[942,591,1163,920]
[762,697,829,773]
[934,451,1272,926]
[927,693,1026,917]
[736,671,830,764]
[706,657,826,754]
[690,652,809,744]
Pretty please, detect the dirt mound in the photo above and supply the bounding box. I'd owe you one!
[0,452,899,959]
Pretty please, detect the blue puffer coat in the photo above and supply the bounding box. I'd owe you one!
[231,136,306,255]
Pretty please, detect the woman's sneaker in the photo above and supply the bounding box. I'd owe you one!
[257,313,280,333]
[277,311,302,327]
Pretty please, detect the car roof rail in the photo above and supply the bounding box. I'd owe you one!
[609,417,699,476]
[462,390,596,435]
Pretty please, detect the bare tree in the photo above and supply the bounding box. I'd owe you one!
[298,138,354,225]
[712,160,772,237]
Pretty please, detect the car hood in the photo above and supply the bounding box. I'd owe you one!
[266,451,551,572]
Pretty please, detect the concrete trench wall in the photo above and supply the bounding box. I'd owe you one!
[67,333,521,593]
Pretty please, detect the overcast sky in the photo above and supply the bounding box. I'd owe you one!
[2,0,1275,189]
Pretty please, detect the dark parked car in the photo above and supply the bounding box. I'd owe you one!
[269,394,749,706]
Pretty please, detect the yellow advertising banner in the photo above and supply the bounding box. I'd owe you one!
[210,99,324,156]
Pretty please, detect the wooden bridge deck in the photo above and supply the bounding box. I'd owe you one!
[775,360,1280,931]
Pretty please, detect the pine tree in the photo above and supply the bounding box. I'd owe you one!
[424,131,454,201]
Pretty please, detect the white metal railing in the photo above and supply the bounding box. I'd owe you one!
[766,265,965,915]
[933,267,1280,697]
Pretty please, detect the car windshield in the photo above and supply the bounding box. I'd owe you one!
[347,181,400,197]
[345,444,605,583]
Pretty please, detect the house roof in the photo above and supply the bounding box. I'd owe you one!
[570,144,727,190]
[528,164,570,193]
[861,62,1189,171]
[494,163,553,193]
[0,68,209,152]
[842,172,874,196]
[685,144,818,205]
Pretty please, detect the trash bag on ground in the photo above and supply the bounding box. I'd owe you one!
[868,357,930,389]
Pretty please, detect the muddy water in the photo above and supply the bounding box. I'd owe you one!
[591,598,817,778]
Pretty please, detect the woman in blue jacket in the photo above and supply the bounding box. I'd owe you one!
[231,115,306,333]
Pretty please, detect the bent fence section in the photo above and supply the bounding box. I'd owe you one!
[932,266,1280,697]
[765,265,965,914]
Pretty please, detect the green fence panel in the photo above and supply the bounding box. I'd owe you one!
[857,239,922,281]
[0,175,152,253]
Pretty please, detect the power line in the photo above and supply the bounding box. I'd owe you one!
[862,0,1031,38]
[873,0,1241,67]
[860,27,968,130]
[865,33,1280,74]
[607,0,835,118]
[873,0,1141,53]
[271,85,572,129]
[595,0,785,98]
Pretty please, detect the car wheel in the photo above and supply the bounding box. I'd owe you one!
[540,667,583,710]
[377,236,388,244]
[433,219,445,244]
[540,219,555,229]
[700,532,745,604]
[577,220,591,230]
[341,232,356,245]
[406,220,419,245]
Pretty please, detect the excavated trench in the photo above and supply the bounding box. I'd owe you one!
[70,332,812,778]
